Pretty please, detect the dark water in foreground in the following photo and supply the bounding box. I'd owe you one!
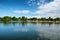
[0,22,60,40]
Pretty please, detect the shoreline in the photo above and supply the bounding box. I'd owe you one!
[0,21,60,23]
[27,20,60,23]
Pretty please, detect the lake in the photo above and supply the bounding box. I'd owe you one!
[0,22,60,40]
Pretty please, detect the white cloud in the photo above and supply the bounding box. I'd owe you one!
[13,10,30,14]
[34,0,60,18]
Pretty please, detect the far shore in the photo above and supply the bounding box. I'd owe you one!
[0,20,60,23]
[27,20,60,23]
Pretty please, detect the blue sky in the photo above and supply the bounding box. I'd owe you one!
[0,0,60,18]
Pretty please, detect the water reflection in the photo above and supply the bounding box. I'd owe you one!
[20,22,27,26]
[14,28,29,32]
[0,22,60,40]
[2,22,11,25]
[0,22,60,26]
[35,23,60,40]
[0,22,27,26]
[40,22,53,25]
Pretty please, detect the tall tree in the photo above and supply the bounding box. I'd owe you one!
[30,17,37,20]
[40,18,47,21]
[54,17,60,21]
[12,16,17,21]
[48,17,53,21]
[3,16,11,22]
[21,16,27,21]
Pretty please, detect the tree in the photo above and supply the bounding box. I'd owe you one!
[21,16,27,21]
[0,17,2,21]
[54,17,60,21]
[3,16,11,22]
[18,17,21,20]
[40,18,47,21]
[48,17,53,21]
[12,16,17,21]
[30,17,37,20]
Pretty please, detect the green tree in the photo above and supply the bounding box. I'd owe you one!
[12,16,17,21]
[21,16,27,21]
[30,17,37,20]
[3,16,11,22]
[54,17,60,21]
[48,17,53,21]
[40,18,47,21]
[0,17,2,21]
[18,17,21,20]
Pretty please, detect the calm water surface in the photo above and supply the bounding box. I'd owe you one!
[0,22,60,40]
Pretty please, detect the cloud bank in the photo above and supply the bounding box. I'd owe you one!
[34,0,60,18]
[12,0,60,18]
[13,10,30,14]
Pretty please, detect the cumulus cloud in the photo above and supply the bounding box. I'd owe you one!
[13,10,30,14]
[34,0,60,18]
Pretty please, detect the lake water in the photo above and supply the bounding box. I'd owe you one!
[0,22,60,40]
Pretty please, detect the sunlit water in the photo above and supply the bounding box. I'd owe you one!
[0,22,60,40]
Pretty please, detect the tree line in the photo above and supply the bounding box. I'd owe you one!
[0,16,60,22]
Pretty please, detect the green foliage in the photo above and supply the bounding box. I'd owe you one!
[12,16,18,21]
[48,17,53,21]
[30,17,37,20]
[18,17,21,20]
[54,17,60,21]
[0,16,60,22]
[40,18,47,21]
[21,16,27,21]
[0,17,3,21]
[2,16,11,22]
